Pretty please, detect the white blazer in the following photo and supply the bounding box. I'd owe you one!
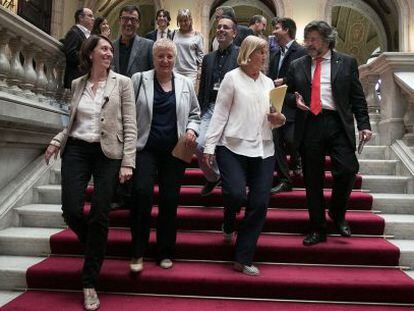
[131,69,201,151]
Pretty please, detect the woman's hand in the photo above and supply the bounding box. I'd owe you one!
[184,129,197,148]
[203,153,215,170]
[119,166,133,184]
[45,145,59,165]
[267,111,286,128]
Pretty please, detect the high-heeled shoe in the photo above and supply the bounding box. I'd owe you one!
[83,288,100,311]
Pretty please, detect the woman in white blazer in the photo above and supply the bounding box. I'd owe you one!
[203,36,286,276]
[44,35,137,310]
[129,38,200,272]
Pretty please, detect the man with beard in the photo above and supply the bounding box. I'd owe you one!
[112,5,153,77]
[268,17,307,194]
[196,16,239,196]
[285,21,372,246]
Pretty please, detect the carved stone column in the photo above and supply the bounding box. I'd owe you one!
[7,36,24,96]
[403,96,414,145]
[21,42,38,98]
[34,50,49,102]
[0,28,11,92]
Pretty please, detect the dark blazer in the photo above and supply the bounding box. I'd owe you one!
[144,29,175,41]
[112,35,154,77]
[268,41,307,121]
[285,51,371,150]
[63,25,86,89]
[234,25,253,47]
[197,44,239,114]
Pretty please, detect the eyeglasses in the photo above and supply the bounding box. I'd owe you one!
[120,16,139,23]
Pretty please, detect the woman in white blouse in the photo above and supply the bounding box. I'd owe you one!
[203,35,285,276]
[173,8,204,86]
[44,35,137,310]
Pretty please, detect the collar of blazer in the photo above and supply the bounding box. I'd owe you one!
[140,69,187,119]
[71,70,117,112]
[302,50,343,83]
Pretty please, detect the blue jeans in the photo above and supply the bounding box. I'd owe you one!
[195,105,220,182]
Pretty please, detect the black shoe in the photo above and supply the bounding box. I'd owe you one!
[201,179,221,197]
[328,211,351,237]
[303,232,327,246]
[270,182,292,194]
[291,167,303,176]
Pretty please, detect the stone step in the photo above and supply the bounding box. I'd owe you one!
[358,160,398,175]
[36,185,61,204]
[372,193,414,214]
[390,240,414,269]
[382,215,414,239]
[0,290,23,308]
[357,146,388,160]
[0,227,62,256]
[361,175,412,193]
[15,204,65,228]
[0,256,45,290]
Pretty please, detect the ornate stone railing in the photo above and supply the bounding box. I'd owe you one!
[359,53,414,146]
[0,5,68,108]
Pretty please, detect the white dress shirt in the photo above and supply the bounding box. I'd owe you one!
[278,39,294,71]
[156,28,169,40]
[204,68,275,159]
[69,80,106,142]
[76,24,91,38]
[311,50,336,110]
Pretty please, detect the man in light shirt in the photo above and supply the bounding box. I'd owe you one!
[268,17,307,194]
[63,7,94,88]
[285,21,372,246]
[145,9,175,41]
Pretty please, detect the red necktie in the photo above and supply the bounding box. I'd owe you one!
[310,57,323,115]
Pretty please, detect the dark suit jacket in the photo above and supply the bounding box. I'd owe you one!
[112,35,154,77]
[144,29,175,41]
[63,25,86,89]
[234,25,253,47]
[285,51,371,150]
[198,44,239,114]
[268,41,307,121]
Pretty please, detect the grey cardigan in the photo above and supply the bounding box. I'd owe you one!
[131,69,201,151]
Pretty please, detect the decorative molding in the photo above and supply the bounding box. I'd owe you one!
[391,140,414,176]
[324,0,387,51]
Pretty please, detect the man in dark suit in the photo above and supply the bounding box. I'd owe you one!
[285,20,372,246]
[63,7,94,88]
[196,16,239,196]
[145,9,175,41]
[268,17,307,194]
[112,5,153,77]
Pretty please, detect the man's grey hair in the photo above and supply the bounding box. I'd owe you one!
[304,20,337,49]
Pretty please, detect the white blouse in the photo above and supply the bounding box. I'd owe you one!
[204,67,275,159]
[69,80,106,143]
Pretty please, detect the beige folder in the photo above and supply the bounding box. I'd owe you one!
[269,85,288,113]
[172,135,197,164]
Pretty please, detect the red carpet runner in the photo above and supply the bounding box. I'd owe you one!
[4,157,414,310]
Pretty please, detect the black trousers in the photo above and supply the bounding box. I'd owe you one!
[301,110,359,233]
[273,121,300,184]
[216,146,275,266]
[130,149,186,261]
[61,138,121,288]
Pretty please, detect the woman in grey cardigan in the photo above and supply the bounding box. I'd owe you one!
[129,38,200,272]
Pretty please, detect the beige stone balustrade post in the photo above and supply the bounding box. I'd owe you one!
[54,60,67,109]
[394,72,414,146]
[360,72,381,125]
[44,57,58,103]
[7,36,24,96]
[21,42,38,98]
[403,98,414,146]
[34,50,48,102]
[0,28,11,92]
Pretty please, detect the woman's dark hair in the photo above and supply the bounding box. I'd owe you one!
[79,35,113,72]
[91,16,106,35]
